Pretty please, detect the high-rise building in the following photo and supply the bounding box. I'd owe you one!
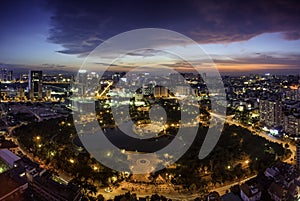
[77,69,87,97]
[259,99,282,129]
[154,86,168,98]
[284,86,300,101]
[29,70,43,100]
[0,68,7,81]
[174,85,190,96]
[284,113,300,137]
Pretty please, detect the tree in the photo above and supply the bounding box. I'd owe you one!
[285,143,289,149]
[230,184,240,195]
[150,194,161,201]
[96,194,105,201]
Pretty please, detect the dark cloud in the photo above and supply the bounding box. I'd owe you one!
[126,49,166,57]
[46,0,300,55]
[0,63,70,73]
[283,31,300,40]
[41,63,67,69]
[213,53,300,67]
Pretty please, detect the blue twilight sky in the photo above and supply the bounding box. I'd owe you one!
[0,0,300,74]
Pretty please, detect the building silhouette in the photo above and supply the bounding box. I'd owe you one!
[29,70,43,100]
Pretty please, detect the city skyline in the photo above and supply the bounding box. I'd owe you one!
[0,0,300,74]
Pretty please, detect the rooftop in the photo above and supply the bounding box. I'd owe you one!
[0,170,27,200]
[0,149,20,167]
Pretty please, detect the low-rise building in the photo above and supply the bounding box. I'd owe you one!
[25,167,81,201]
[264,162,300,200]
[0,169,28,201]
[0,149,20,168]
[240,182,261,201]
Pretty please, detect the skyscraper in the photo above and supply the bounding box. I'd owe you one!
[29,70,43,100]
[7,70,13,81]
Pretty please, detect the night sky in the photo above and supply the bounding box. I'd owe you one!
[1,0,300,74]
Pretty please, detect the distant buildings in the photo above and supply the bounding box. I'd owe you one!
[0,68,72,102]
[28,70,43,100]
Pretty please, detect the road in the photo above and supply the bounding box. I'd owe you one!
[211,175,257,196]
[99,173,257,201]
